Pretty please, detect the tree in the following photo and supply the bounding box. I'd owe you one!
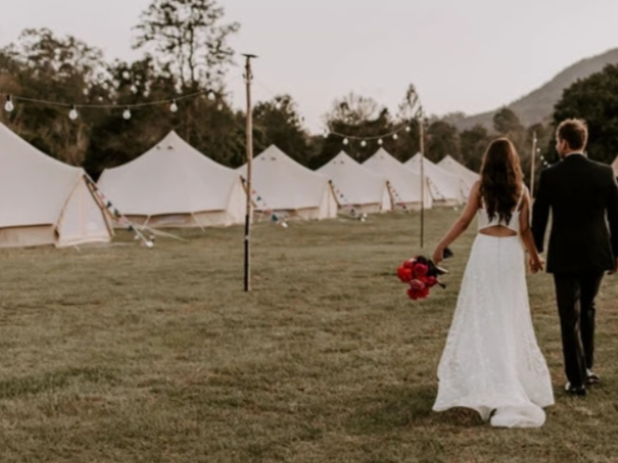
[493,107,524,136]
[0,28,108,165]
[427,120,460,163]
[313,93,395,168]
[134,0,240,91]
[252,95,310,165]
[552,64,618,164]
[460,124,490,172]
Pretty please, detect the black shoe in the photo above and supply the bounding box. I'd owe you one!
[565,382,587,396]
[586,370,600,385]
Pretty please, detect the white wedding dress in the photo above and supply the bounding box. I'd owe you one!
[433,191,555,428]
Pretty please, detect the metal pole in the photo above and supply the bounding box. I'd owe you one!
[530,132,538,198]
[243,54,257,292]
[419,115,425,249]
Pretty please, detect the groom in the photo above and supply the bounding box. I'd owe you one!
[532,118,618,396]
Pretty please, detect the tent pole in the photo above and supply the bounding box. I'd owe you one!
[243,54,257,292]
[419,117,426,249]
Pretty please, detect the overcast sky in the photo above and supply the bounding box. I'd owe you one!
[1,0,617,131]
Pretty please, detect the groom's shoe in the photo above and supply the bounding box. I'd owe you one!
[586,369,600,386]
[565,382,587,396]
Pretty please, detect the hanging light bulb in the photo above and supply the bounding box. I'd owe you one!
[122,71,131,80]
[4,95,15,113]
[83,88,90,96]
[170,100,179,113]
[217,103,224,111]
[207,91,216,101]
[361,140,367,148]
[393,133,399,140]
[69,105,79,120]
[143,89,150,98]
[405,126,411,132]
[122,108,132,120]
[378,139,383,146]
[343,138,349,146]
[130,85,138,94]
[322,130,329,139]
[275,101,282,110]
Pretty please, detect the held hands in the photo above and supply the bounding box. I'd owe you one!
[529,254,545,274]
[609,258,618,275]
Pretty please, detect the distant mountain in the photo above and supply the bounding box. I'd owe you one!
[451,47,618,131]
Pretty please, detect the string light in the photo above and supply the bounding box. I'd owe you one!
[405,126,411,132]
[343,138,349,145]
[378,139,383,145]
[393,134,398,140]
[361,140,367,148]
[1,74,245,124]
[122,108,132,120]
[322,130,329,139]
[4,95,14,112]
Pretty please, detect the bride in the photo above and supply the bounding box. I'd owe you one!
[432,138,555,428]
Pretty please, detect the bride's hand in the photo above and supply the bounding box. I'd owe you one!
[433,247,444,265]
[529,254,545,274]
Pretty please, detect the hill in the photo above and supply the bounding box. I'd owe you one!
[451,47,618,131]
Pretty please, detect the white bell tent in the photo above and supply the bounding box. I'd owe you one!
[0,121,112,248]
[437,155,479,196]
[238,145,337,220]
[318,151,392,214]
[97,131,245,228]
[405,153,467,206]
[363,148,433,210]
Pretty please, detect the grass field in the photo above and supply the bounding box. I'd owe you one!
[1,210,618,463]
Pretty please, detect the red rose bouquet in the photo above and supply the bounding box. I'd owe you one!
[397,256,447,300]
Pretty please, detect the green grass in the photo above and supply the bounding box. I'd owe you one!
[1,210,617,462]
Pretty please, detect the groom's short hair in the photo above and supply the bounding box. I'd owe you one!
[557,119,588,151]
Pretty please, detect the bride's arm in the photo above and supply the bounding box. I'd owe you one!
[433,181,481,264]
[519,188,544,273]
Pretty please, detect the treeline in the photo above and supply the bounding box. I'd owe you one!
[1,0,617,181]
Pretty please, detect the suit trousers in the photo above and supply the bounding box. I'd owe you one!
[553,272,604,388]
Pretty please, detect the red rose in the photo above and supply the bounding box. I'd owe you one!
[425,276,438,288]
[407,286,430,300]
[403,259,415,269]
[409,279,426,291]
[407,287,421,300]
[397,267,413,283]
[413,263,429,278]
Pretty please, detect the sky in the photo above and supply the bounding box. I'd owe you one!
[1,0,617,131]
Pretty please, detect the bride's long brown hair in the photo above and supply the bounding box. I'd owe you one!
[479,138,524,224]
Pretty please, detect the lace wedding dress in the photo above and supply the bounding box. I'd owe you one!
[433,192,555,428]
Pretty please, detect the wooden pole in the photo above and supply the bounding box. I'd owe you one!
[419,116,426,249]
[530,132,538,198]
[243,54,257,292]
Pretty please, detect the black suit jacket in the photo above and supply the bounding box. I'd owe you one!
[532,154,618,274]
